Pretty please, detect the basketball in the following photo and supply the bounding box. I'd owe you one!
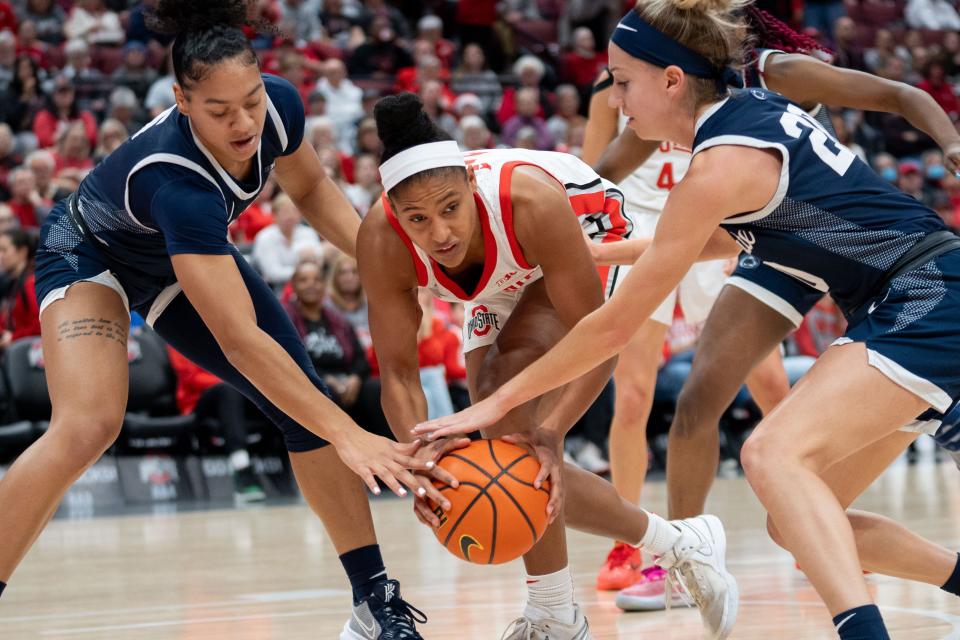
[429,438,550,565]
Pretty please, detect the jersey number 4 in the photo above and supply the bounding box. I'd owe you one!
[779,104,856,177]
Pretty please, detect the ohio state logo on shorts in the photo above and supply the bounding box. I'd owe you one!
[468,305,500,337]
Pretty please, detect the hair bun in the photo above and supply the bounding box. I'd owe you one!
[147,0,249,35]
[374,92,452,163]
[661,0,742,15]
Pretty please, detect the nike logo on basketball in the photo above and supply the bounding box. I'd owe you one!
[459,535,484,562]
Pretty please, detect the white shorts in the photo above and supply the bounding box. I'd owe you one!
[629,211,728,326]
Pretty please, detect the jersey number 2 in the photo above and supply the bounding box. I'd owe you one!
[779,104,855,176]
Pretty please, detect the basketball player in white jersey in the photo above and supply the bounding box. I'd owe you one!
[358,93,738,640]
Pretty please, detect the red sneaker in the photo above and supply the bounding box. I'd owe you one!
[596,542,643,591]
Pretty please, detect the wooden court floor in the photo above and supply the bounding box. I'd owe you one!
[3,457,960,639]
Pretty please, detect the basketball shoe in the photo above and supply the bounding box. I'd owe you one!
[656,515,738,640]
[615,565,690,611]
[340,579,427,639]
[596,542,643,590]
[500,604,591,639]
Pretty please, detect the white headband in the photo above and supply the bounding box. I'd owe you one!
[379,141,466,192]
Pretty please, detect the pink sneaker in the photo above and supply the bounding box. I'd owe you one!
[615,565,690,611]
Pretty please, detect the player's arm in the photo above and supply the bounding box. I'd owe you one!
[765,53,960,171]
[581,70,619,165]
[358,203,465,514]
[274,137,361,257]
[357,203,427,444]
[170,252,429,496]
[590,228,737,265]
[414,145,780,438]
[510,166,617,438]
[582,69,661,182]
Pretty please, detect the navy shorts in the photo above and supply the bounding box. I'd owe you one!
[725,253,824,327]
[35,201,331,452]
[838,249,960,415]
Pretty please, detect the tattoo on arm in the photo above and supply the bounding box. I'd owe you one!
[56,317,128,346]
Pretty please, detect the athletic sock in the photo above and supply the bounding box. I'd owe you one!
[339,544,387,605]
[832,604,890,640]
[0,580,5,598]
[229,449,251,472]
[638,511,682,555]
[524,567,576,625]
[941,553,960,596]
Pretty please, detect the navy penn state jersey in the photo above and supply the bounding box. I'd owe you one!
[64,73,304,286]
[694,88,945,313]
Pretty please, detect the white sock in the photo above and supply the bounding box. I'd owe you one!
[524,567,576,625]
[230,449,251,472]
[639,511,682,556]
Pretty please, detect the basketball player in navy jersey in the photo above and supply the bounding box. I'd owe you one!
[360,93,738,639]
[417,2,960,637]
[0,2,438,637]
[583,5,960,612]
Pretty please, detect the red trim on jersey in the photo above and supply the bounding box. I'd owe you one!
[381,193,429,286]
[568,191,605,217]
[498,161,538,270]
[602,194,630,240]
[429,192,498,300]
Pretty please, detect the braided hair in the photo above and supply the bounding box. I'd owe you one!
[743,6,834,60]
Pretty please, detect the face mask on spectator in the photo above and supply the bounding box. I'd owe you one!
[881,167,897,182]
[926,165,946,181]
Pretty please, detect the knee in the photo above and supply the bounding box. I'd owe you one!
[49,414,123,466]
[739,430,778,487]
[613,376,654,419]
[670,376,726,438]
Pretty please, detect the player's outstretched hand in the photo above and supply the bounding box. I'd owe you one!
[411,397,507,440]
[410,436,471,527]
[335,430,433,498]
[502,430,563,524]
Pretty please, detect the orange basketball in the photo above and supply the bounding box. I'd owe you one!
[429,438,550,564]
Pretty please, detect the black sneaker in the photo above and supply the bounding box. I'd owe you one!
[233,467,266,503]
[340,579,427,639]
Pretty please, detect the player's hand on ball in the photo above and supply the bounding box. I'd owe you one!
[335,431,432,498]
[409,437,471,526]
[502,429,564,524]
[412,397,507,440]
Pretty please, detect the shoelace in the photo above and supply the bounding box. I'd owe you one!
[377,597,428,638]
[500,617,534,640]
[660,539,709,613]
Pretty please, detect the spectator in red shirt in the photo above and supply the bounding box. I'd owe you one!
[918,61,960,122]
[32,74,98,150]
[166,346,266,502]
[560,27,608,92]
[497,54,552,126]
[417,14,456,69]
[16,20,49,69]
[6,167,48,229]
[0,228,40,351]
[0,2,16,34]
[456,0,502,70]
[51,121,94,188]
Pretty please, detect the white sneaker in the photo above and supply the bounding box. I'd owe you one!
[573,441,610,475]
[500,605,592,639]
[657,515,738,640]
